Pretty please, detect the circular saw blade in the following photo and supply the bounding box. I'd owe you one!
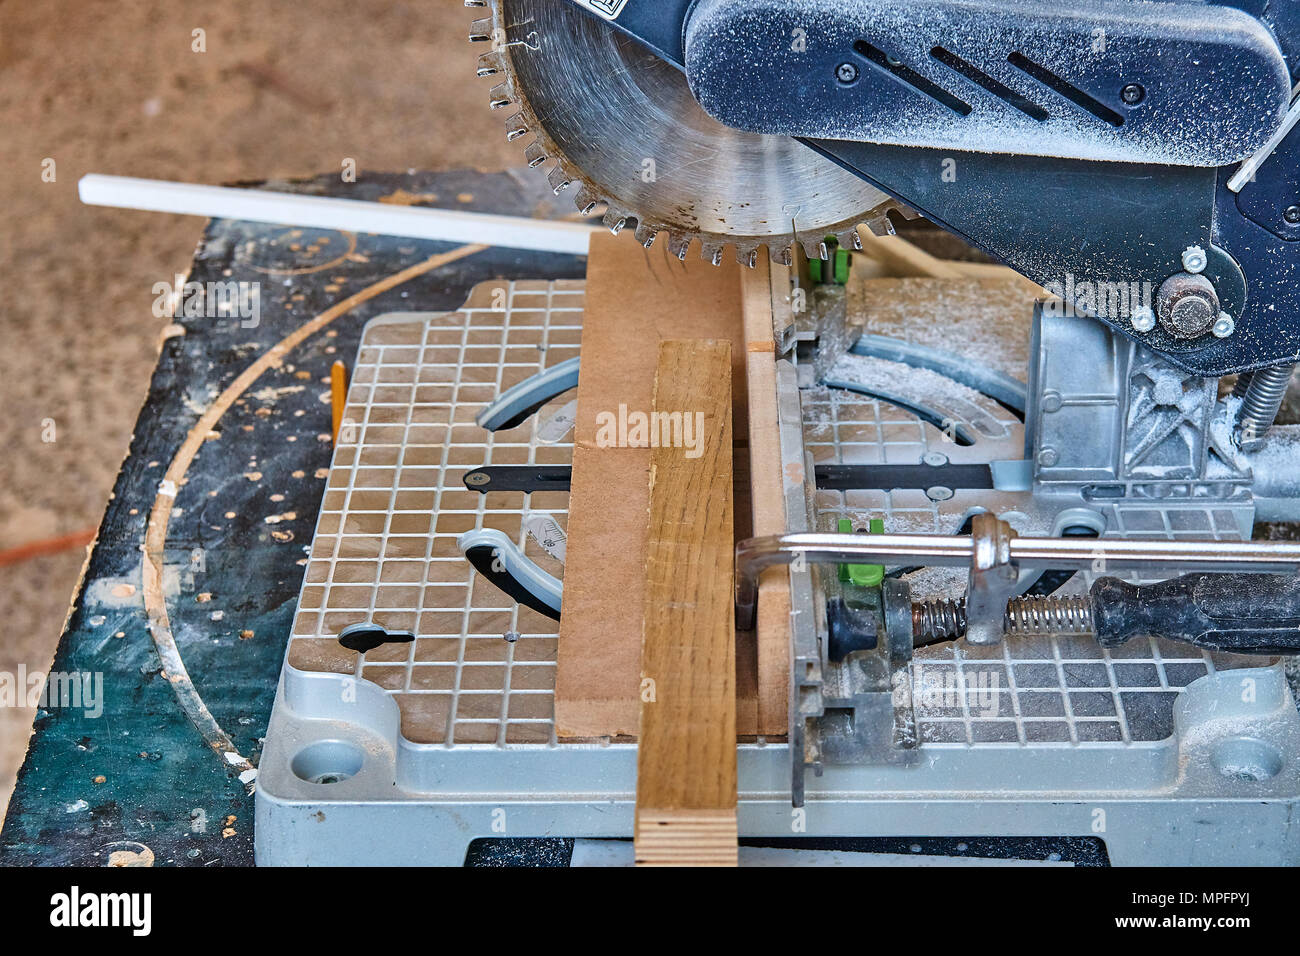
[470,0,905,265]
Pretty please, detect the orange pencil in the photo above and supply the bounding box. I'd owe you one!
[330,360,348,441]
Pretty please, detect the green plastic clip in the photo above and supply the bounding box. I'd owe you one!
[838,517,884,588]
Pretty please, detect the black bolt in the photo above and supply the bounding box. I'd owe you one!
[836,62,860,85]
[1120,83,1145,105]
[1285,205,1300,225]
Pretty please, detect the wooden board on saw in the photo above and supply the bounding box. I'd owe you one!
[744,259,792,735]
[555,232,789,739]
[634,340,738,866]
[853,225,1047,299]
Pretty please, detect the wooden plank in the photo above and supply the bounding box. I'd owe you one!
[634,340,737,866]
[743,261,790,736]
[854,227,967,279]
[555,232,765,738]
[853,227,1047,296]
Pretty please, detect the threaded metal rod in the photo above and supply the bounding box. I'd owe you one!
[1236,363,1294,451]
[913,594,1095,644]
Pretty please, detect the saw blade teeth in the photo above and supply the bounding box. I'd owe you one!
[546,166,573,194]
[700,242,726,267]
[668,235,693,261]
[464,1,488,7]
[573,187,601,217]
[503,114,529,141]
[830,229,864,257]
[476,50,505,77]
[523,143,547,169]
[863,215,895,238]
[489,83,513,110]
[468,17,494,42]
[633,223,657,248]
[734,245,760,268]
[603,211,628,235]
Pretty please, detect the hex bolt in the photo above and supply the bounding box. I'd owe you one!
[1156,272,1219,338]
[1212,312,1235,338]
[836,62,860,84]
[1181,245,1207,274]
[1037,448,1059,468]
[1130,306,1156,333]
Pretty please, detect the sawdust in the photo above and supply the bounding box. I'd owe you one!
[846,276,1036,381]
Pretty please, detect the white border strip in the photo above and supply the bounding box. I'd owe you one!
[78,174,597,255]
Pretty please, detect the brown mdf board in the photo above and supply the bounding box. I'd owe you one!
[556,231,776,738]
[634,340,737,866]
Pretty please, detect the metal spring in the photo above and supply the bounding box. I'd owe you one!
[912,598,966,643]
[1236,363,1295,450]
[912,595,1094,642]
[1004,595,1093,634]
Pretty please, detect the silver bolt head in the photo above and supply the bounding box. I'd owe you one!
[1181,245,1208,274]
[1037,448,1060,468]
[1212,311,1235,338]
[925,485,954,502]
[922,451,949,467]
[1131,306,1156,333]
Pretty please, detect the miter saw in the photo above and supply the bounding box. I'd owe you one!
[464,0,1300,795]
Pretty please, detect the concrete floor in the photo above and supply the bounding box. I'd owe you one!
[0,0,517,822]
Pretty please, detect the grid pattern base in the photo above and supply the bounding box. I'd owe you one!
[285,282,580,746]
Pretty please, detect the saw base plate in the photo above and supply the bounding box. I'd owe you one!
[255,275,1300,865]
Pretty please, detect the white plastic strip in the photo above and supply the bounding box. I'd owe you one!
[78,174,598,255]
[1228,83,1300,193]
